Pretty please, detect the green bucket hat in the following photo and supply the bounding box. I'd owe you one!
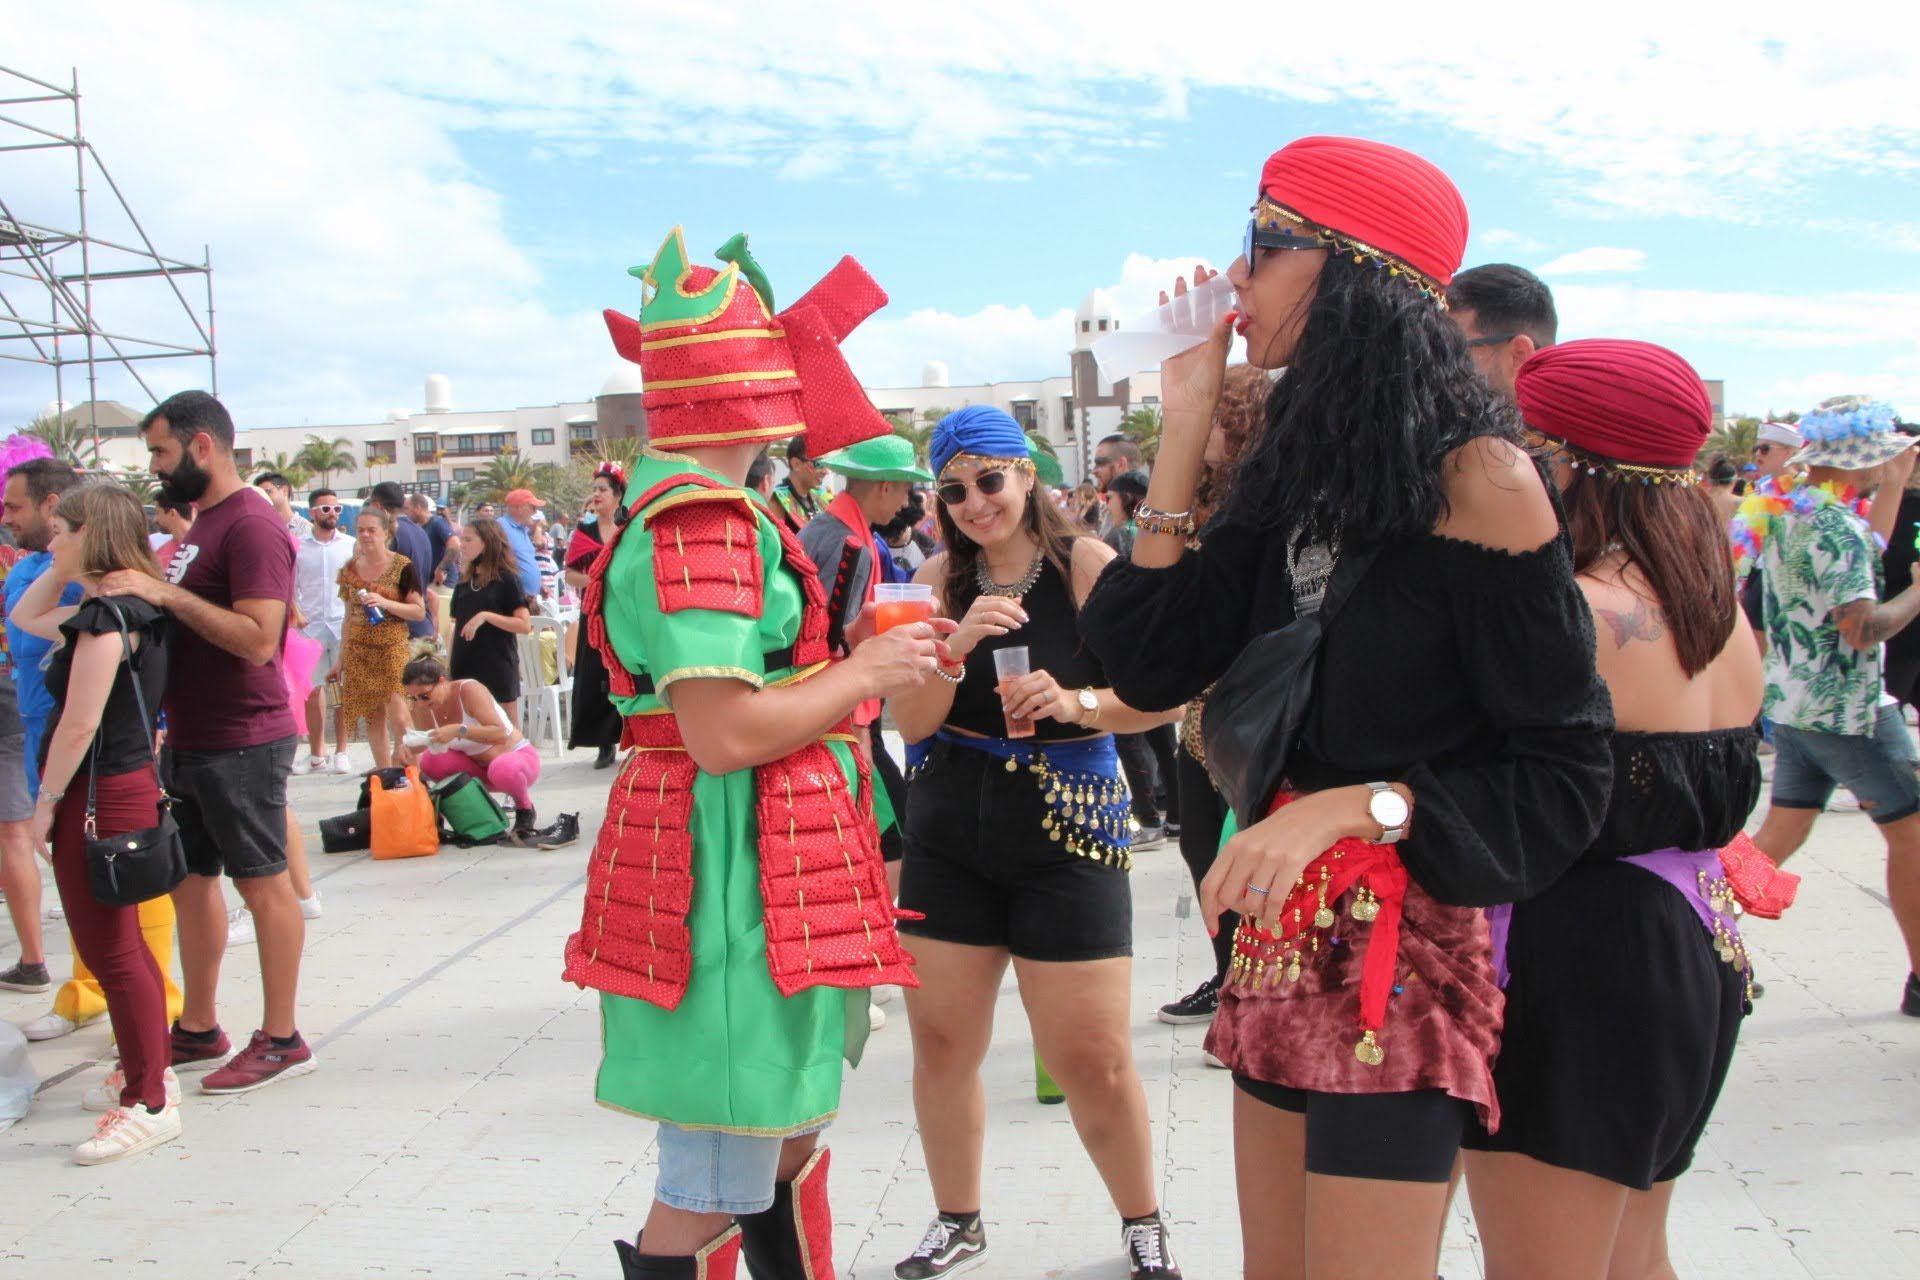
[1030,449,1064,487]
[819,434,935,483]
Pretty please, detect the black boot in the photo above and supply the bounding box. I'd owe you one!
[595,740,618,769]
[508,806,537,846]
[615,1226,743,1278]
[737,1148,833,1280]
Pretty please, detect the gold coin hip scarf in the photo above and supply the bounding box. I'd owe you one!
[1228,791,1411,1069]
[912,730,1134,871]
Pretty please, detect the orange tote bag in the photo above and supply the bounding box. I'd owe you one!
[370,767,441,860]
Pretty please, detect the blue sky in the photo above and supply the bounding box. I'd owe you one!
[8,2,1920,429]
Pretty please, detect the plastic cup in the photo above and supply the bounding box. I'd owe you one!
[1089,272,1240,382]
[994,646,1034,739]
[875,582,935,634]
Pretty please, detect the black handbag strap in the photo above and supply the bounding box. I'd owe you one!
[1308,541,1380,628]
[83,600,167,839]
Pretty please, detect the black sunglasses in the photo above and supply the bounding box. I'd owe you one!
[1465,332,1520,349]
[1243,217,1327,271]
[938,468,1015,507]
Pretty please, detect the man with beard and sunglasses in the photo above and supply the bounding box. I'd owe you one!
[294,488,354,774]
[100,389,315,1095]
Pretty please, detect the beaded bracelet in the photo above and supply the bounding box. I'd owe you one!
[933,662,965,685]
[1135,504,1197,537]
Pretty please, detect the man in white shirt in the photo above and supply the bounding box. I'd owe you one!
[253,471,313,541]
[293,487,355,774]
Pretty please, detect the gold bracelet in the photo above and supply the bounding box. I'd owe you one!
[1135,504,1197,537]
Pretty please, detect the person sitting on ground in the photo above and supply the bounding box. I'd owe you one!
[395,655,571,848]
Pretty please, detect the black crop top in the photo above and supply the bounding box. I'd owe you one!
[946,550,1108,742]
[1587,728,1760,862]
[1080,514,1615,907]
[41,597,170,778]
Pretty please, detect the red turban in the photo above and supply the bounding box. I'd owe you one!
[1260,136,1469,288]
[1515,339,1711,468]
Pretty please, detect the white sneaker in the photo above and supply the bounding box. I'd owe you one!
[73,1101,182,1165]
[22,1011,80,1041]
[84,1066,181,1113]
[330,752,354,775]
[299,892,323,921]
[868,1001,888,1032]
[226,906,256,948]
[44,901,64,921]
[872,983,899,1007]
[291,755,314,776]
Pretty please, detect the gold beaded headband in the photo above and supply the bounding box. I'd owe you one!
[1255,197,1450,308]
[937,454,1034,482]
[1530,434,1699,487]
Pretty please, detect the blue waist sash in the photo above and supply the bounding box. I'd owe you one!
[911,729,1133,870]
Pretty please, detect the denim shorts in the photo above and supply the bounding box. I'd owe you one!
[1771,703,1920,825]
[654,1122,823,1215]
[0,731,31,823]
[169,736,298,879]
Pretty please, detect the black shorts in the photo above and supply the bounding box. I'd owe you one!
[899,740,1131,962]
[169,736,298,880]
[1461,862,1744,1188]
[871,729,908,864]
[1234,1077,1470,1183]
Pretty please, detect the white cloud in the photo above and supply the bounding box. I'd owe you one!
[1537,247,1649,276]
[1477,228,1547,254]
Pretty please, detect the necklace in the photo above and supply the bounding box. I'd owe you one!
[976,552,1044,598]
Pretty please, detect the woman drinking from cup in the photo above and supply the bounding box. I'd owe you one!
[888,406,1185,1280]
[1077,137,1613,1280]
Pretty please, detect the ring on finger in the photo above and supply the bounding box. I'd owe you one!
[1245,883,1270,897]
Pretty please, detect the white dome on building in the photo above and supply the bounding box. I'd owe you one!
[1073,288,1117,351]
[424,373,453,413]
[921,360,950,388]
[599,359,645,397]
[385,409,409,423]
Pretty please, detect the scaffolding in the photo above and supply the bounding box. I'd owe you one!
[0,64,215,449]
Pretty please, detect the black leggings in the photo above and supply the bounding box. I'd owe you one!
[872,728,909,863]
[1234,1075,1469,1183]
[1117,724,1182,826]
[1176,746,1234,982]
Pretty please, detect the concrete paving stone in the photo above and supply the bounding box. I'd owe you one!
[6,742,1919,1277]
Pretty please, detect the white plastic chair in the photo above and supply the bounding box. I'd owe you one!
[517,615,573,754]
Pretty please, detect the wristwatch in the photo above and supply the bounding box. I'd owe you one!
[1075,688,1100,725]
[1366,782,1411,842]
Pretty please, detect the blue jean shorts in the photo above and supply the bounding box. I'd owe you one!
[653,1121,824,1215]
[1771,703,1920,825]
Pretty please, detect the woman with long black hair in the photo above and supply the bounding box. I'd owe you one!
[1079,136,1614,1280]
[565,460,627,768]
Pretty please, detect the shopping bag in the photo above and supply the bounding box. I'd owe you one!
[370,766,440,860]
[430,772,511,847]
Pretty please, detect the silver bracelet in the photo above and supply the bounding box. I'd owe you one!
[933,661,965,685]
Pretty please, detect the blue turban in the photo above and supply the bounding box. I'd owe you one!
[930,405,1030,476]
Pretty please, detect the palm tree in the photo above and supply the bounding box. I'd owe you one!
[1118,407,1162,466]
[586,437,644,479]
[23,411,100,469]
[893,417,936,466]
[1024,428,1058,460]
[1701,416,1759,467]
[113,467,156,502]
[294,435,357,487]
[475,449,563,506]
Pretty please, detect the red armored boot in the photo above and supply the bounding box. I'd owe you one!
[737,1147,835,1280]
[615,1226,743,1279]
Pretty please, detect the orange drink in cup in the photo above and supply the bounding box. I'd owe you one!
[994,646,1035,739]
[875,582,935,633]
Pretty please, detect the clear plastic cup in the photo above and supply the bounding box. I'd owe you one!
[993,646,1034,739]
[1089,272,1239,382]
[874,582,935,633]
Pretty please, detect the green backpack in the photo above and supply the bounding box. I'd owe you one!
[429,773,511,846]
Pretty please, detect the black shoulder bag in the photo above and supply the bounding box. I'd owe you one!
[83,603,187,907]
[1200,540,1379,828]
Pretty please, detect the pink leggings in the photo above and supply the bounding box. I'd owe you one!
[418,746,540,810]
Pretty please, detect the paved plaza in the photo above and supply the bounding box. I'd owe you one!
[2,742,1916,1279]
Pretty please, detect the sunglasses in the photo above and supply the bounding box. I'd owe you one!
[1464,332,1520,349]
[1752,444,1779,455]
[312,505,343,514]
[938,467,1018,507]
[1243,216,1328,271]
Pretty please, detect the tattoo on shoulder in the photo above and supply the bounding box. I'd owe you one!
[1594,599,1668,647]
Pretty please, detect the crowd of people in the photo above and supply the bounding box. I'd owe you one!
[5,131,1917,1280]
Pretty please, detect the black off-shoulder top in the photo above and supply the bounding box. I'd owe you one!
[1588,728,1760,861]
[1079,515,1615,906]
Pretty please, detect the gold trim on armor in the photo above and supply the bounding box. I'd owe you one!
[648,423,805,449]
[645,368,799,392]
[641,486,760,521]
[642,327,785,351]
[655,665,766,698]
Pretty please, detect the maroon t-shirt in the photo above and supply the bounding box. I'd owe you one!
[162,486,297,750]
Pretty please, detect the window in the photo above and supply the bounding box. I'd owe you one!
[452,434,477,454]
[234,448,254,470]
[531,428,555,446]
[1142,396,1160,407]
[413,432,437,461]
[416,468,441,483]
[1010,401,1036,430]
[569,423,597,453]
[486,432,512,452]
[366,439,397,465]
[452,468,475,483]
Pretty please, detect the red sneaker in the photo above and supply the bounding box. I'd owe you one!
[170,1022,233,1073]
[199,1030,317,1095]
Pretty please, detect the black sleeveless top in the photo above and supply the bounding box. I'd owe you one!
[1585,727,1760,862]
[946,549,1108,742]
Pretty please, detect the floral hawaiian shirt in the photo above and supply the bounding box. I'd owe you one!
[1760,501,1882,736]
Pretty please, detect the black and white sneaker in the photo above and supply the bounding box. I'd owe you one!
[895,1214,987,1278]
[535,812,582,850]
[1157,976,1220,1025]
[1123,1215,1182,1279]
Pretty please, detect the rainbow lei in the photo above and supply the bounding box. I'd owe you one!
[1730,472,1879,581]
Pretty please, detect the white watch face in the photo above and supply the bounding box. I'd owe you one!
[1078,690,1099,711]
[1370,788,1411,829]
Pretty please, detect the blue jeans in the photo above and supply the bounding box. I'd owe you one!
[653,1122,824,1215]
[1771,704,1920,824]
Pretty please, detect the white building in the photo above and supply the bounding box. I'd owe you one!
[85,288,1161,495]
